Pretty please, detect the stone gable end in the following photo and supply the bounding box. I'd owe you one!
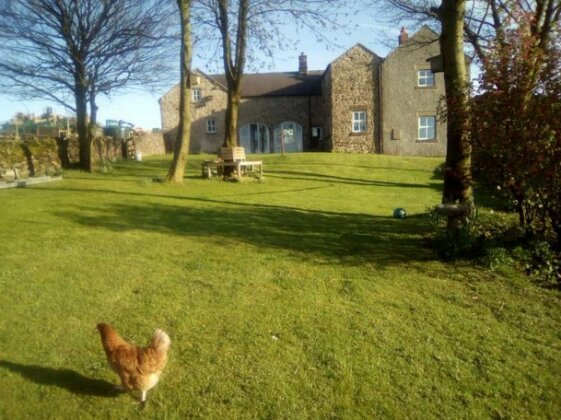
[327,45,382,153]
[381,28,447,156]
[160,72,228,154]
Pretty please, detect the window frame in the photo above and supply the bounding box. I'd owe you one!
[274,121,303,152]
[311,126,323,139]
[417,69,435,87]
[418,115,436,141]
[192,88,202,102]
[351,111,367,133]
[240,122,270,153]
[206,118,216,133]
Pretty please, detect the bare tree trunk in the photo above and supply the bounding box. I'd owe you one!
[75,85,91,172]
[167,0,193,183]
[89,90,100,165]
[438,0,473,232]
[223,88,240,148]
[89,86,98,132]
[218,0,248,150]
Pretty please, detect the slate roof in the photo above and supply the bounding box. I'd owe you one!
[207,70,324,97]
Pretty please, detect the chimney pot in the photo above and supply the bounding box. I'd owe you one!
[298,52,308,75]
[398,27,408,45]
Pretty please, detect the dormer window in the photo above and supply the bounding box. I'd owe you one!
[417,70,435,87]
[192,88,202,102]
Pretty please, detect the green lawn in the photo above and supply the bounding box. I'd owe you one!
[1,153,560,419]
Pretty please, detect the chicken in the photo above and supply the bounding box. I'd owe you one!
[96,323,171,403]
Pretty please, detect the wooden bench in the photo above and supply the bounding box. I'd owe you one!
[202,147,263,178]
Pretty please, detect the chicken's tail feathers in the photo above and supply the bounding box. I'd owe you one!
[150,329,171,353]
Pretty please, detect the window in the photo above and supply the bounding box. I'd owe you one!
[206,119,216,133]
[311,127,323,147]
[352,111,367,133]
[418,116,436,140]
[192,88,202,102]
[282,125,295,144]
[417,70,435,87]
[240,123,270,153]
[273,122,303,153]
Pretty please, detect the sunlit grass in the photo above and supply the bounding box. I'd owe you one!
[0,153,559,418]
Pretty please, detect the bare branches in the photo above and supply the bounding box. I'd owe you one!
[376,0,561,63]
[0,0,178,109]
[191,0,354,149]
[193,0,358,71]
[0,0,179,170]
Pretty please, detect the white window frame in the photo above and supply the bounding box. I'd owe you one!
[192,88,202,102]
[417,69,435,87]
[312,126,323,139]
[352,111,367,133]
[206,119,216,133]
[240,123,270,153]
[274,121,303,152]
[418,116,436,140]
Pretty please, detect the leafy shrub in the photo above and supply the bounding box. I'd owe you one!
[481,247,514,273]
[512,241,561,287]
[427,206,561,286]
[471,9,561,249]
[426,205,483,260]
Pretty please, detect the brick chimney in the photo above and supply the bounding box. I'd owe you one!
[298,52,308,75]
[398,27,408,45]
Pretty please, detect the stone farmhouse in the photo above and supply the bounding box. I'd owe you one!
[159,26,446,156]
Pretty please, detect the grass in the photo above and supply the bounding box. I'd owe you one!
[0,152,560,419]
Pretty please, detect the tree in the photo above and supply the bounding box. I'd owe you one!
[379,0,561,72]
[435,0,473,232]
[193,0,351,151]
[215,0,248,149]
[0,0,176,171]
[380,0,561,249]
[167,0,194,183]
[379,0,473,231]
[471,3,561,248]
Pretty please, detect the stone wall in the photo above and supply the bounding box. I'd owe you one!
[91,137,123,162]
[134,131,166,156]
[327,45,382,153]
[79,131,166,163]
[0,139,61,181]
[159,71,323,154]
[160,74,229,154]
[0,130,165,180]
[239,95,324,152]
[158,31,448,157]
[380,27,447,156]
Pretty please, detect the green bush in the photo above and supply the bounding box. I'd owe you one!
[513,241,561,287]
[427,206,561,287]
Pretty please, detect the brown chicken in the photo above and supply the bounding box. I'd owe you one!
[96,323,171,403]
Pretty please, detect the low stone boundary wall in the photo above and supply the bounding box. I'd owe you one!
[0,139,61,182]
[75,131,166,162]
[0,131,166,181]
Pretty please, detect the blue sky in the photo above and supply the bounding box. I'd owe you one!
[0,20,403,130]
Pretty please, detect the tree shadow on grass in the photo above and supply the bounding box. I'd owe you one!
[0,360,119,398]
[266,169,442,190]
[54,191,437,267]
